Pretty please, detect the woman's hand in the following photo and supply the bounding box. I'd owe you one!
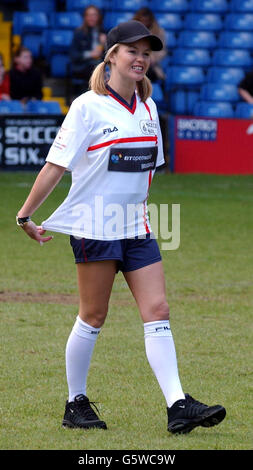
[21,220,53,245]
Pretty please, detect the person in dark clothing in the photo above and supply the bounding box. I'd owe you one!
[10,46,43,103]
[69,5,106,97]
[238,71,253,104]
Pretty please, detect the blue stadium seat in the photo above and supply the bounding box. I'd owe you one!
[172,48,211,66]
[200,83,239,102]
[193,101,234,117]
[235,103,253,118]
[22,33,43,58]
[110,0,147,11]
[27,0,56,12]
[50,54,70,78]
[155,13,183,31]
[166,66,205,88]
[13,12,48,35]
[103,12,133,31]
[50,12,82,30]
[230,0,253,12]
[164,31,177,49]
[207,67,244,84]
[66,0,104,11]
[42,30,73,61]
[149,0,189,12]
[184,13,223,31]
[225,13,253,30]
[190,0,228,13]
[212,49,252,67]
[170,89,200,114]
[170,90,187,114]
[151,83,167,111]
[26,100,62,114]
[177,31,217,49]
[218,31,253,49]
[0,100,24,114]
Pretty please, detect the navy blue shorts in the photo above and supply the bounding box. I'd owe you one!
[70,234,162,272]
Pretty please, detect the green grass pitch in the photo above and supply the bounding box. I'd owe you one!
[0,171,252,450]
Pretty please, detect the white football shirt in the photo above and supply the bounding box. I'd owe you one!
[42,88,164,240]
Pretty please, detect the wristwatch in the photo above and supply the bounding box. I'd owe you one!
[16,215,31,227]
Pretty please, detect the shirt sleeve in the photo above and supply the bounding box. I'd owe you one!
[46,97,91,171]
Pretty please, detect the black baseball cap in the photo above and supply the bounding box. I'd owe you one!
[105,20,163,52]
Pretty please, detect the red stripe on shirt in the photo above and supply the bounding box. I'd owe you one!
[144,102,152,120]
[87,136,157,152]
[143,170,153,233]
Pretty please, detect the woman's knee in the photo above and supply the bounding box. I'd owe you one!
[79,305,108,328]
[143,299,170,323]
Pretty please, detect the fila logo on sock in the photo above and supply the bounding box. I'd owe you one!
[155,326,171,332]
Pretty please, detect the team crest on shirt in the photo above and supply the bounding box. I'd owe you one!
[139,120,157,135]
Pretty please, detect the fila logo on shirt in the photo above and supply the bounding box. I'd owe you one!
[103,126,118,135]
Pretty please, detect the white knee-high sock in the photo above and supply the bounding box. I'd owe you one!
[65,316,100,402]
[144,320,185,407]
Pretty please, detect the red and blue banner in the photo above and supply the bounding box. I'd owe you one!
[170,116,253,174]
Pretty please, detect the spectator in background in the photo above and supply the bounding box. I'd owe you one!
[10,46,43,103]
[0,53,10,100]
[238,70,253,104]
[69,5,106,96]
[133,7,167,83]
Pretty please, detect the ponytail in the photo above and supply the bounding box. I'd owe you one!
[89,44,152,102]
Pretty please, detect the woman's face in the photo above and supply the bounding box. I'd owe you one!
[109,39,151,84]
[15,50,33,71]
[85,7,100,28]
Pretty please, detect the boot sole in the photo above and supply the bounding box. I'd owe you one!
[62,419,107,430]
[168,406,226,435]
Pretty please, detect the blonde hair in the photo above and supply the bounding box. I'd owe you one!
[89,43,152,102]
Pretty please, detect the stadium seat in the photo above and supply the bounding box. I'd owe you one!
[184,13,223,31]
[0,100,24,114]
[193,101,234,117]
[22,33,43,58]
[50,12,82,30]
[166,66,205,88]
[151,82,167,111]
[177,31,217,49]
[230,0,253,12]
[190,0,228,13]
[27,0,56,12]
[212,49,252,68]
[103,12,133,31]
[26,100,62,114]
[218,31,253,50]
[170,89,200,115]
[66,0,104,11]
[149,0,189,12]
[42,30,73,61]
[224,13,253,30]
[200,83,240,102]
[164,31,177,49]
[49,54,70,78]
[207,67,245,85]
[13,12,48,35]
[172,48,211,67]
[110,0,147,11]
[235,102,253,118]
[155,13,184,31]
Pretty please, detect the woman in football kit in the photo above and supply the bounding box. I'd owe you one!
[16,20,226,434]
